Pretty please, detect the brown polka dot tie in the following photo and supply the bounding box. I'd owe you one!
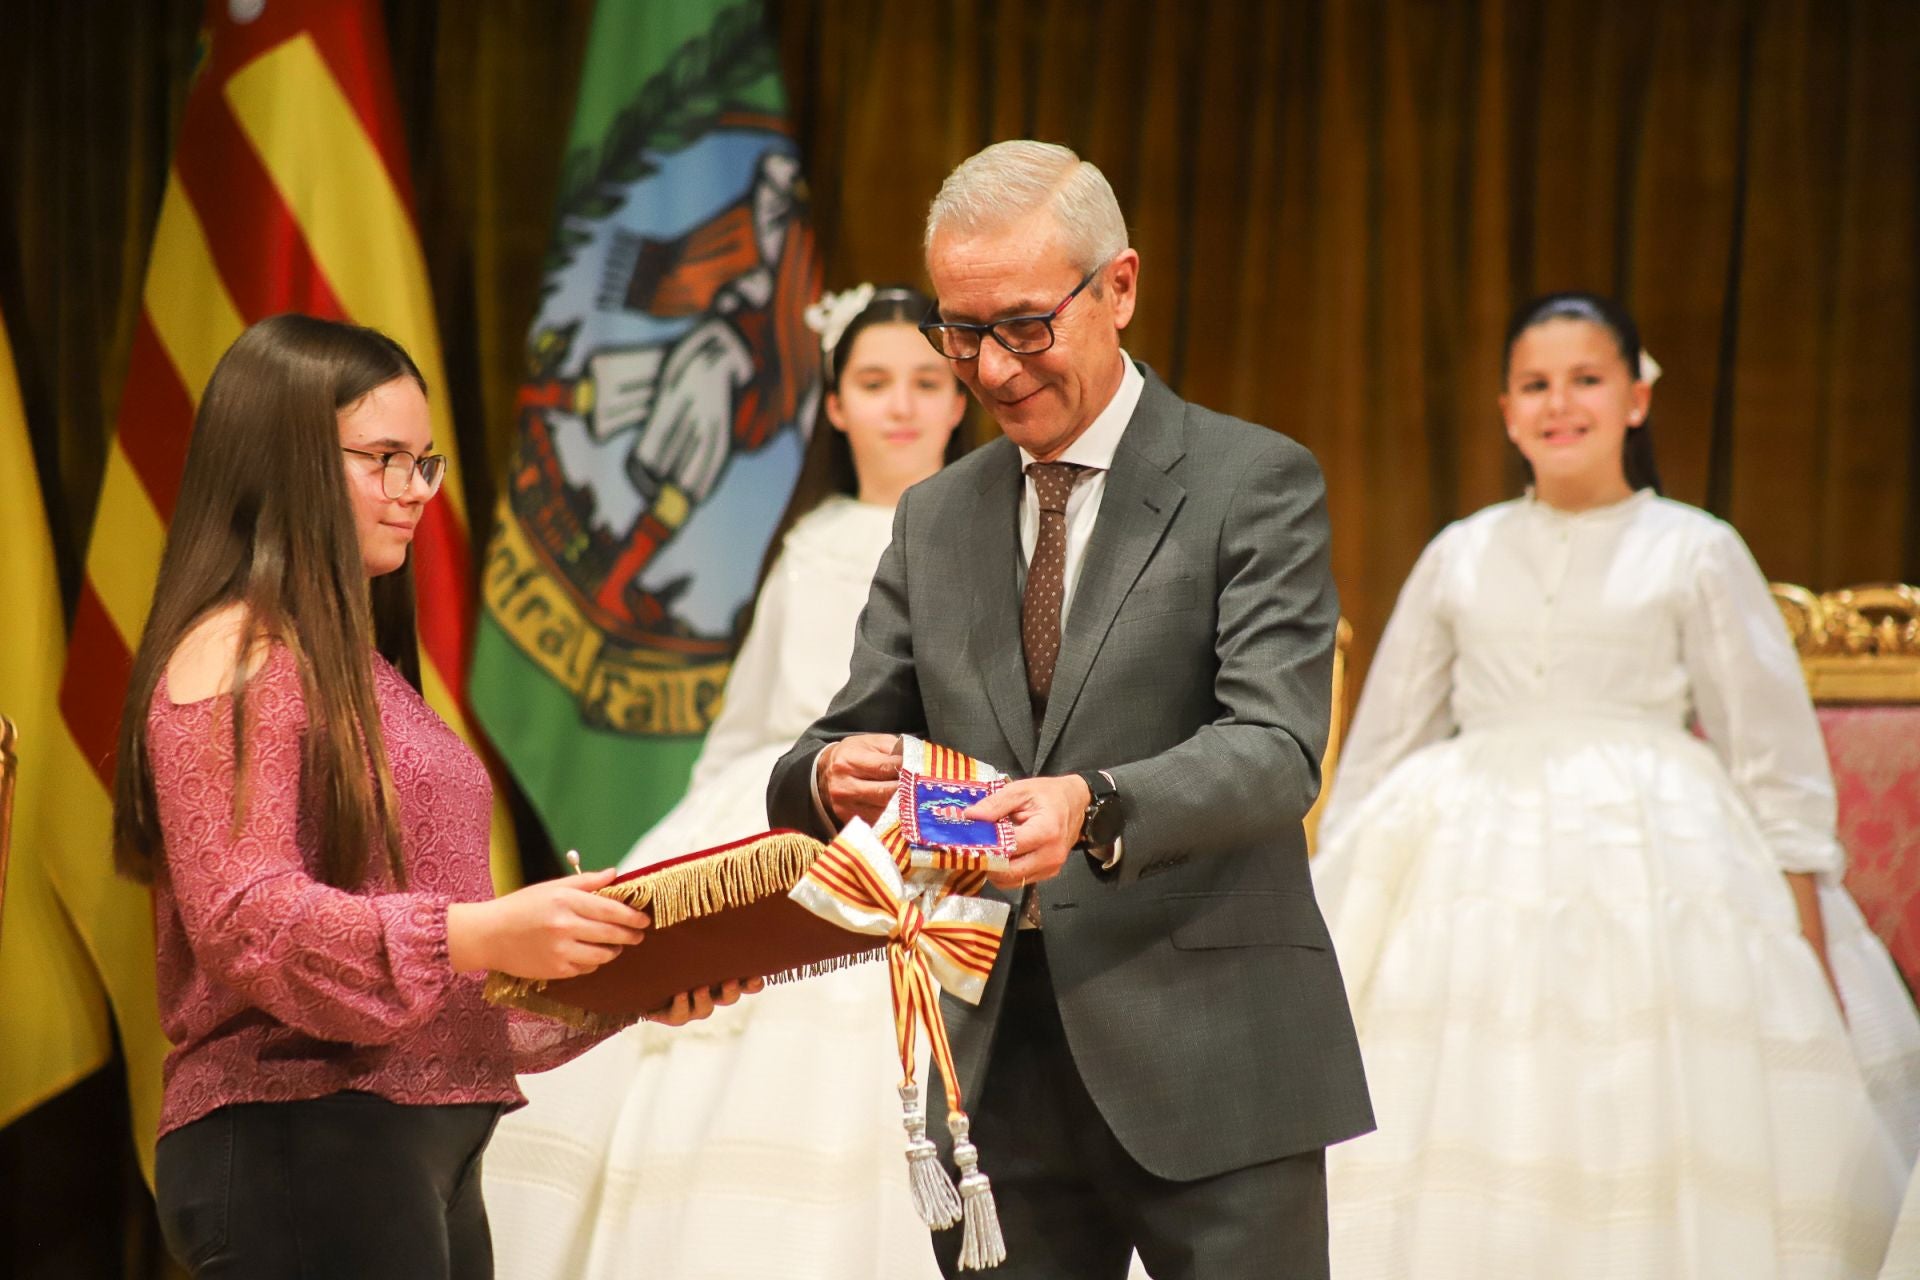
[1022,461,1091,711]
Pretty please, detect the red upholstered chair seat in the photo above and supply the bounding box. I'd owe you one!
[1773,583,1920,993]
[1821,705,1920,990]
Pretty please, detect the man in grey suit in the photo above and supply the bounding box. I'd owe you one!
[767,140,1371,1278]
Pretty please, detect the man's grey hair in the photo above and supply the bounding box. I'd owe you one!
[924,140,1129,275]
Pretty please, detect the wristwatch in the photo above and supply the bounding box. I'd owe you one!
[1075,769,1122,868]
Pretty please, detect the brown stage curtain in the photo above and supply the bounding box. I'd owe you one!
[775,0,1920,684]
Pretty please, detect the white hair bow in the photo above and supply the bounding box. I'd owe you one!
[804,283,877,365]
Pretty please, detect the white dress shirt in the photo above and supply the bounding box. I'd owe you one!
[1014,353,1146,626]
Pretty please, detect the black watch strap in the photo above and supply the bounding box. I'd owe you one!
[1076,769,1120,848]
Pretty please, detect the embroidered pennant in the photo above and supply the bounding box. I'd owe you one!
[891,737,1014,875]
[899,773,1016,860]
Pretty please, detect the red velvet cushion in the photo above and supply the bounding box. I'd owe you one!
[1822,705,1920,991]
[543,893,879,1020]
[486,831,883,1026]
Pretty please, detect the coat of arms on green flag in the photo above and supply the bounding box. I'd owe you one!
[470,0,822,869]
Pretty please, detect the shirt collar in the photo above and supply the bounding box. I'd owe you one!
[1016,351,1144,474]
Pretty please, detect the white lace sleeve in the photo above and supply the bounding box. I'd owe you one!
[1320,532,1458,843]
[1680,520,1843,876]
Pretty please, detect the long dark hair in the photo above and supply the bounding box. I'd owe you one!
[114,314,425,890]
[746,285,969,612]
[1503,291,1662,494]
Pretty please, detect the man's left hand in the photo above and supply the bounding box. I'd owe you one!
[964,774,1091,890]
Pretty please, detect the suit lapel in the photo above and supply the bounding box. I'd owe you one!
[967,445,1037,773]
[1034,375,1187,772]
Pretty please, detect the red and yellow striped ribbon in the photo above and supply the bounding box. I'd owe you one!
[920,743,975,779]
[791,819,1006,1111]
[876,821,914,873]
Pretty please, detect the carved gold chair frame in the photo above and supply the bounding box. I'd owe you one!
[1771,583,1920,705]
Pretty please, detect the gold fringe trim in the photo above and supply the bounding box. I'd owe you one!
[599,830,825,930]
[758,945,884,989]
[483,830,832,1022]
[481,977,633,1034]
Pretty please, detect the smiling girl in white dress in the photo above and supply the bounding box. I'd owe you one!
[1313,292,1920,1279]
[479,285,971,1280]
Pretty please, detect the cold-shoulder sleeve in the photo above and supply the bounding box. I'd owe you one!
[1320,533,1459,842]
[1680,521,1843,877]
[150,653,459,1044]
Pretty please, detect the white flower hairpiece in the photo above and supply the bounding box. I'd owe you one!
[804,283,876,366]
[1639,349,1662,386]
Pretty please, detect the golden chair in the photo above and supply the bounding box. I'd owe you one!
[1305,617,1353,854]
[0,715,16,943]
[1770,583,1920,988]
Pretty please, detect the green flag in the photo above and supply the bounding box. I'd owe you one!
[470,0,823,869]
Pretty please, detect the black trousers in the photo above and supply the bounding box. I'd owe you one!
[933,932,1329,1280]
[155,1091,501,1279]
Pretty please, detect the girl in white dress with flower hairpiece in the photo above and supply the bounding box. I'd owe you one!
[481,285,970,1280]
[1314,292,1920,1279]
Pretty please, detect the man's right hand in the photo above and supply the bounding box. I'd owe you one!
[816,733,904,826]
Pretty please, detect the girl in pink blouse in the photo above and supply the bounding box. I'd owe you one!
[112,315,735,1278]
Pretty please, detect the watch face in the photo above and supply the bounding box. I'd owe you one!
[1084,797,1114,843]
[1078,772,1118,846]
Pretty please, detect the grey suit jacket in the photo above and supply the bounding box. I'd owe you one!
[768,364,1373,1180]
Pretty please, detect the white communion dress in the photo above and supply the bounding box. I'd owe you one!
[1882,1175,1920,1279]
[1312,490,1920,1279]
[481,497,945,1280]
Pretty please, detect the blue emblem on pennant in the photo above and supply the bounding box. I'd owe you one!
[900,773,1016,854]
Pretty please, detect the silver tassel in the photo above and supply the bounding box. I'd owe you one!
[900,1082,962,1228]
[948,1109,1006,1270]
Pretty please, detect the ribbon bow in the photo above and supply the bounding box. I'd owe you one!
[792,817,1006,1094]
[790,817,1011,1269]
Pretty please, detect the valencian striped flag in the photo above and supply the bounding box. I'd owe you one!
[52,0,518,1175]
[0,305,119,1134]
[469,1,822,869]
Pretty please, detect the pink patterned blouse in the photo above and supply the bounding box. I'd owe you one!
[147,644,600,1140]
